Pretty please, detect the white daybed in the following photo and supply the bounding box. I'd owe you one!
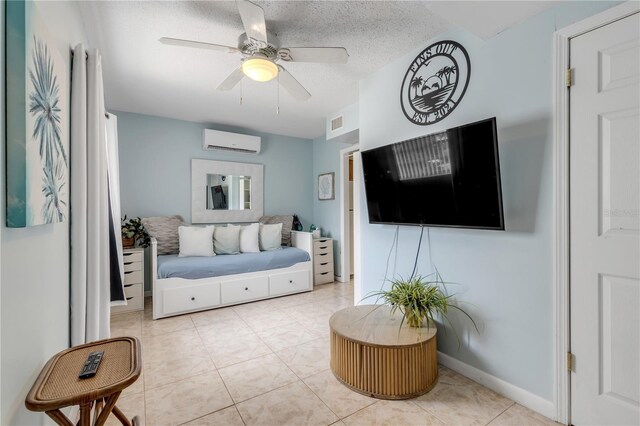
[150,230,313,319]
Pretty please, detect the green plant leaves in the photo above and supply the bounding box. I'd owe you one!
[362,274,478,349]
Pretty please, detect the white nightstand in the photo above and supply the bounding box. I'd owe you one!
[111,247,145,314]
[313,237,334,284]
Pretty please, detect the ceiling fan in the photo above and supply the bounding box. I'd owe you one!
[159,0,349,101]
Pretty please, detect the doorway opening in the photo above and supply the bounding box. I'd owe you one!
[339,144,360,289]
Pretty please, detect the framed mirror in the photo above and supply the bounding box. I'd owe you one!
[192,159,264,223]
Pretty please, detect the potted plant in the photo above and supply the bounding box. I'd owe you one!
[366,274,478,336]
[121,216,151,249]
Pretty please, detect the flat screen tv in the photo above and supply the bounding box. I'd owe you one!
[361,117,504,230]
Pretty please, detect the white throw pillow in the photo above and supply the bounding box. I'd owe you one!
[229,223,260,253]
[259,223,283,251]
[213,226,241,255]
[178,225,215,257]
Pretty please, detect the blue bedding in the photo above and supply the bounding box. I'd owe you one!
[157,247,311,280]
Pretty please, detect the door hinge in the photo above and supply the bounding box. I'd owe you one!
[566,68,574,88]
[568,352,574,371]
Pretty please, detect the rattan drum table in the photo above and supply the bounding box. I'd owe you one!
[329,305,437,399]
[25,336,141,426]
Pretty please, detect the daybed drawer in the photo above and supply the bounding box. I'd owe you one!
[124,270,143,285]
[270,270,310,296]
[221,276,269,305]
[122,251,143,263]
[315,271,334,285]
[162,282,221,315]
[123,261,142,272]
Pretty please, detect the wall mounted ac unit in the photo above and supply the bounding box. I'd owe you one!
[202,129,261,154]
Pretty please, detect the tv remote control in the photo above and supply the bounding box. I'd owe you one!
[79,351,104,379]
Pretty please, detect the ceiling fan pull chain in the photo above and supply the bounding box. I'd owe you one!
[276,72,280,115]
[240,79,243,105]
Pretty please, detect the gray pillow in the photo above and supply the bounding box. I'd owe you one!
[142,215,184,255]
[259,215,293,246]
[259,223,283,251]
[214,226,241,255]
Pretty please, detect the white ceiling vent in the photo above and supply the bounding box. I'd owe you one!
[203,129,261,154]
[330,115,344,132]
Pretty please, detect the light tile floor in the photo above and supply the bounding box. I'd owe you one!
[109,281,558,426]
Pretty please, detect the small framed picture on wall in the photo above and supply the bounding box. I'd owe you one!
[318,172,335,201]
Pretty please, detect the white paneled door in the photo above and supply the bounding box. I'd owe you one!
[569,12,640,426]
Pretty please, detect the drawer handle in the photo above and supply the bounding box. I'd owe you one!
[191,297,195,301]
[124,284,133,288]
[320,272,328,276]
[123,253,133,256]
[124,262,133,265]
[126,296,133,301]
[320,262,328,266]
[244,287,249,291]
[319,253,327,257]
[289,280,293,283]
[319,246,327,250]
[124,271,133,275]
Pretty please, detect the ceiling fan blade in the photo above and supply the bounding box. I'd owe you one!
[217,68,245,91]
[279,47,349,64]
[278,67,311,101]
[159,37,239,54]
[236,0,268,44]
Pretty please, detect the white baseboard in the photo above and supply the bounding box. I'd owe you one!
[438,351,556,421]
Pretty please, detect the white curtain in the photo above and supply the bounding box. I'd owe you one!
[70,45,124,346]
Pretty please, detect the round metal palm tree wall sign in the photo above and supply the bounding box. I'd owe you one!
[400,40,470,125]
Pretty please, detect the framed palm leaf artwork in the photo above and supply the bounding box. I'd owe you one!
[6,1,69,227]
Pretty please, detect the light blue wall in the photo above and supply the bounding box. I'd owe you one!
[115,111,314,228]
[312,135,352,276]
[357,1,619,402]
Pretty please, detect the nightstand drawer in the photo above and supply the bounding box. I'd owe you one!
[314,271,334,285]
[111,284,143,314]
[123,261,142,272]
[122,251,143,263]
[123,283,143,299]
[314,255,333,268]
[314,251,332,263]
[313,240,332,255]
[124,270,143,285]
[314,261,334,275]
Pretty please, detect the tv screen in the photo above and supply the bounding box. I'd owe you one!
[361,117,504,230]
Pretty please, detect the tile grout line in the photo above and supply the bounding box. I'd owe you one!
[408,399,449,425]
[191,315,243,425]
[484,401,516,425]
[297,377,342,423]
[233,404,248,426]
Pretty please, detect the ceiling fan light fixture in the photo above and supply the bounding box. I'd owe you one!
[242,57,278,82]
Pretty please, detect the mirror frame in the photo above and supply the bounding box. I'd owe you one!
[192,159,264,223]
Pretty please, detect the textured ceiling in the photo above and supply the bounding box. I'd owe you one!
[79,1,452,139]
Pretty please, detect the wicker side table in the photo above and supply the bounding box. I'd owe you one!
[25,336,141,426]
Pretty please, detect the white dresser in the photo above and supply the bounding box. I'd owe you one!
[313,237,335,284]
[112,247,145,314]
